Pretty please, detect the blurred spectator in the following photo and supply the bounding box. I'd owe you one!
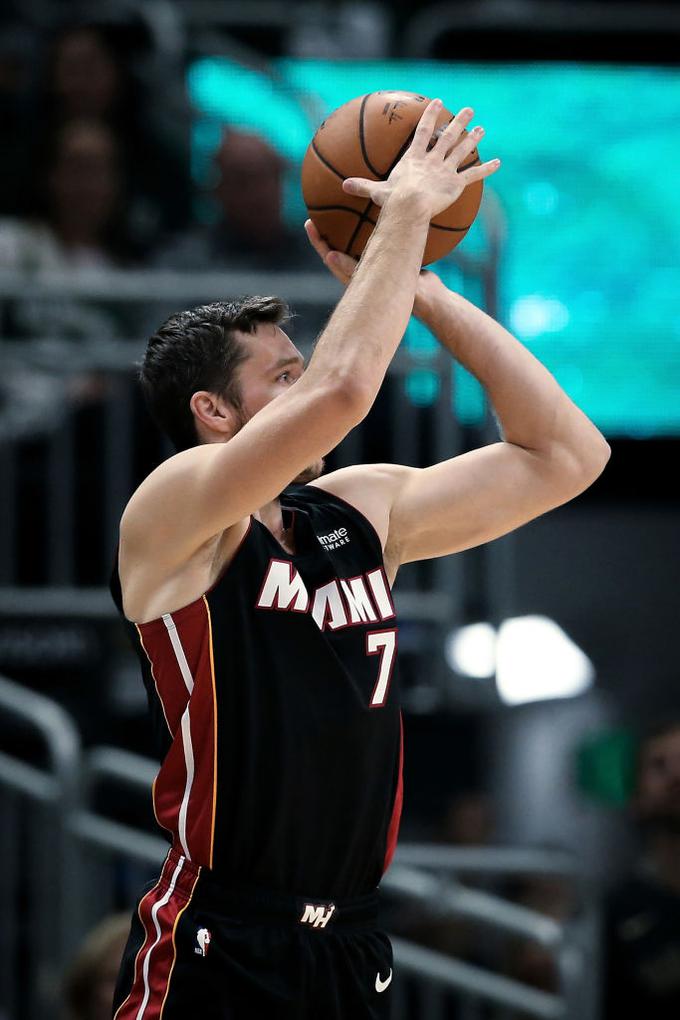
[385,792,501,1018]
[436,790,494,848]
[62,913,130,1020]
[503,871,574,999]
[35,21,190,252]
[49,23,120,122]
[0,118,129,273]
[158,128,318,273]
[0,118,139,340]
[603,720,680,1019]
[423,793,500,961]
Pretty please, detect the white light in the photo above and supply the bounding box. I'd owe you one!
[445,622,496,679]
[495,615,594,706]
[509,295,570,339]
[445,617,595,705]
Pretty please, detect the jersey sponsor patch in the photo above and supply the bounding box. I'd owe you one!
[316,526,350,551]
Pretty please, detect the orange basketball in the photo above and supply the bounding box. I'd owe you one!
[301,91,483,266]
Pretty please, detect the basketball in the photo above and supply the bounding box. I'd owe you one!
[301,91,484,266]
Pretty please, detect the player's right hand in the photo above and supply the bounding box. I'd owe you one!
[342,99,500,219]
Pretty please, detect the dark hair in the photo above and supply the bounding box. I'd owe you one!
[140,296,289,452]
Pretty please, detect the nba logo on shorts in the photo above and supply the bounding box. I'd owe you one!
[194,927,212,956]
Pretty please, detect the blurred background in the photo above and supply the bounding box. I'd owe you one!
[1,1,679,1018]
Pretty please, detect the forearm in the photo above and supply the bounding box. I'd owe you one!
[419,288,609,469]
[303,192,430,401]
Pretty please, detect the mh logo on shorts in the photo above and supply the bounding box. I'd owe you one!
[299,902,336,929]
[194,928,212,956]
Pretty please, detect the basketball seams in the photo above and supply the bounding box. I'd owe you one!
[345,198,375,256]
[310,139,346,181]
[459,154,481,173]
[306,204,376,224]
[358,94,382,178]
[429,223,470,233]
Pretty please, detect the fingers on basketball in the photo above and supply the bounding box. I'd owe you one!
[445,127,485,168]
[460,158,501,183]
[342,177,378,199]
[411,98,444,151]
[433,107,475,156]
[328,251,357,279]
[305,218,329,256]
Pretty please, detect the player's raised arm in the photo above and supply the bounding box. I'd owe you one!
[307,229,609,579]
[377,276,611,567]
[122,102,500,564]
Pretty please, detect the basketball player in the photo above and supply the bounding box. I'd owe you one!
[110,101,609,1018]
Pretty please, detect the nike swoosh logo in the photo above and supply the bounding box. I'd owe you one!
[375,969,392,993]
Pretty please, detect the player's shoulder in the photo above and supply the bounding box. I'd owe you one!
[120,445,215,534]
[309,463,413,551]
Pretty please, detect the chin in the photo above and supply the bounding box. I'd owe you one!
[293,459,325,484]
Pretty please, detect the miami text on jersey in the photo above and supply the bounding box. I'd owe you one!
[255,560,395,632]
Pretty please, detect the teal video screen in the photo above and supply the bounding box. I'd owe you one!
[188,59,680,436]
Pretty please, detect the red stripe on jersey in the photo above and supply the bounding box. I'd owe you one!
[203,596,219,868]
[139,599,217,867]
[114,852,200,1020]
[136,625,189,735]
[382,715,404,874]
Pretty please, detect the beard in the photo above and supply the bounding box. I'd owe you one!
[293,458,325,484]
[229,404,325,486]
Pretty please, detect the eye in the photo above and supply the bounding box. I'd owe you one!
[276,371,292,383]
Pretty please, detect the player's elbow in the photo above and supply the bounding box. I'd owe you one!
[576,432,611,483]
[324,373,377,426]
[552,433,611,496]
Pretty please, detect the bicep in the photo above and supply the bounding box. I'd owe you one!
[387,442,588,565]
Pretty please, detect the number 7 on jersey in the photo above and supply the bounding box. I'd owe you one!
[366,629,398,708]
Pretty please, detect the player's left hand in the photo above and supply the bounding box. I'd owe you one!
[305,219,357,286]
[305,219,443,315]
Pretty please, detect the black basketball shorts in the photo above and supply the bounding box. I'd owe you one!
[112,847,394,1019]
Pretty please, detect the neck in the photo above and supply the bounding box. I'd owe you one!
[256,498,285,535]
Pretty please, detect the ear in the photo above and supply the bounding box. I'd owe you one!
[190,390,240,441]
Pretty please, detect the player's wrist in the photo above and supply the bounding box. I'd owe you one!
[382,185,432,222]
[413,272,448,322]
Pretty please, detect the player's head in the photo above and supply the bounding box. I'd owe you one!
[62,912,131,1020]
[632,720,680,834]
[140,297,324,482]
[214,129,286,245]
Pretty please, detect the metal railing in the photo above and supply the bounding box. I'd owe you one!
[0,676,597,1020]
[403,0,680,56]
[0,677,81,1020]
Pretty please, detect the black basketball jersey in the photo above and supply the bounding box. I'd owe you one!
[111,483,403,898]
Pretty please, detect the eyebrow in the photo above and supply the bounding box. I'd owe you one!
[271,355,305,372]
